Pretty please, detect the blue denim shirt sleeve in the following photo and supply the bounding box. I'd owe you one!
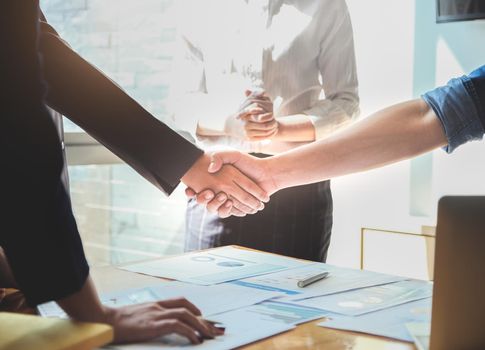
[422,72,485,153]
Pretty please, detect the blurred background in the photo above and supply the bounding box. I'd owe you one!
[40,0,485,275]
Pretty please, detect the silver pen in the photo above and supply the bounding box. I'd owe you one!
[297,271,330,288]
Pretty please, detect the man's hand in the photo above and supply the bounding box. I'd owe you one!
[181,153,269,216]
[105,297,224,344]
[185,151,279,218]
[224,90,278,141]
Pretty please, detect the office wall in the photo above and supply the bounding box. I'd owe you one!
[328,0,485,268]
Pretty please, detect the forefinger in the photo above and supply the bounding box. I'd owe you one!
[158,297,202,316]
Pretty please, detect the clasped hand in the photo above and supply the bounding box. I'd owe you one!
[224,90,278,141]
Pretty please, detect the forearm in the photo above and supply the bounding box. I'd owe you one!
[196,114,316,149]
[196,122,227,137]
[57,276,108,323]
[268,99,447,189]
[272,115,316,142]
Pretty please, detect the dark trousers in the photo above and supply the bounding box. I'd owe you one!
[185,180,333,262]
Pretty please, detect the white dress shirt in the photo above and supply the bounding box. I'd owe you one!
[169,0,359,154]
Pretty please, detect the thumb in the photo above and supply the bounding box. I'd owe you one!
[208,151,242,173]
[245,89,252,97]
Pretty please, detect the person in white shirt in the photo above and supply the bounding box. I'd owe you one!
[170,0,359,261]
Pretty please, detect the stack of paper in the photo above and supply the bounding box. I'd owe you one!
[39,282,327,350]
[40,247,436,348]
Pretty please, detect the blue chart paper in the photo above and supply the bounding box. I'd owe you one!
[38,288,159,319]
[318,298,432,342]
[238,301,328,325]
[108,301,325,349]
[39,281,283,319]
[295,280,432,316]
[119,246,309,285]
[233,263,405,301]
[107,304,295,350]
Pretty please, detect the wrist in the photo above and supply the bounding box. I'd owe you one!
[271,120,286,141]
[264,156,286,192]
[181,153,208,187]
[271,115,315,142]
[101,305,118,325]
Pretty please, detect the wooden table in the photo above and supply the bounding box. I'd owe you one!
[92,251,417,350]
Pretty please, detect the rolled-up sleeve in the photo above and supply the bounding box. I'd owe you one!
[422,71,485,153]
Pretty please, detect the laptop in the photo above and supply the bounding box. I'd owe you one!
[429,196,485,350]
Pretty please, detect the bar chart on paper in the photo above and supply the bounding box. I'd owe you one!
[240,301,328,325]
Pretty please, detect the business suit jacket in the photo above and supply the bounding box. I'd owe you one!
[0,1,202,306]
[39,17,203,195]
[1,0,89,306]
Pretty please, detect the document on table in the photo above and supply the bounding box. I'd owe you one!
[105,301,326,349]
[295,280,432,316]
[318,298,432,342]
[119,246,310,285]
[38,281,283,319]
[234,301,329,326]
[105,306,295,350]
[38,286,160,319]
[232,262,406,301]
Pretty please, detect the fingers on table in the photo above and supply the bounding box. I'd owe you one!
[152,319,202,344]
[158,297,201,316]
[156,308,214,339]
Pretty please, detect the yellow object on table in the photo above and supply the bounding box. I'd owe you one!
[0,312,113,350]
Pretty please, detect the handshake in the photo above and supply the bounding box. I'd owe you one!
[182,151,278,218]
[182,89,281,218]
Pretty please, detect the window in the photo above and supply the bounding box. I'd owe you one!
[41,0,186,265]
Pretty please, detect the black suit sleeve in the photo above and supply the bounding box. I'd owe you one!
[0,0,89,306]
[38,21,203,195]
